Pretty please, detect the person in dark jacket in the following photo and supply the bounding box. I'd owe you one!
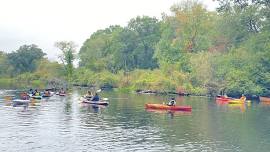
[91,93,100,102]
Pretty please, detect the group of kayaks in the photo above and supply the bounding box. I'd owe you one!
[145,95,251,112]
[12,91,67,106]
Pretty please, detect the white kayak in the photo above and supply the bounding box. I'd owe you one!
[13,99,30,103]
[80,97,109,105]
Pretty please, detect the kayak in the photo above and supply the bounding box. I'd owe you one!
[13,99,30,107]
[42,94,53,97]
[228,99,245,104]
[59,93,66,96]
[13,99,30,103]
[81,100,109,105]
[31,96,42,99]
[216,96,232,102]
[145,103,192,111]
[42,95,52,97]
[259,96,270,102]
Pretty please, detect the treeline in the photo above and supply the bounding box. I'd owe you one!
[1,0,269,97]
[75,0,270,97]
[0,44,66,89]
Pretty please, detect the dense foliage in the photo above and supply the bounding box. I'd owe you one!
[0,45,65,89]
[77,1,270,97]
[1,1,269,97]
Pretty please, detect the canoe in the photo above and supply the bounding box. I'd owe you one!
[81,100,109,105]
[259,96,270,102]
[145,103,192,111]
[31,96,42,99]
[59,94,66,96]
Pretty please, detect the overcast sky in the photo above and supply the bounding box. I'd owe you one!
[0,0,218,60]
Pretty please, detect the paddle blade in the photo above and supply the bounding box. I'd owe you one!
[103,98,108,101]
[96,89,102,93]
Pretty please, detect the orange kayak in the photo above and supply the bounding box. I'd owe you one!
[145,103,192,111]
[259,96,270,102]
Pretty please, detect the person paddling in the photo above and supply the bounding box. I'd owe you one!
[85,90,93,99]
[20,92,29,100]
[33,89,40,96]
[44,90,50,96]
[167,97,176,106]
[240,94,246,101]
[91,93,100,102]
[28,89,34,95]
[60,88,65,94]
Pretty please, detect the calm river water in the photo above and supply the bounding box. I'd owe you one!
[0,89,270,152]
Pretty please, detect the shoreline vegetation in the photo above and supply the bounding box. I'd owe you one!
[0,1,269,99]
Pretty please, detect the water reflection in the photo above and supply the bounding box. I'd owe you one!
[80,103,108,113]
[146,109,192,119]
[0,89,270,152]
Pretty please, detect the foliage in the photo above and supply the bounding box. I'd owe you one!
[1,1,269,97]
[7,44,46,74]
[55,41,76,86]
[79,16,161,72]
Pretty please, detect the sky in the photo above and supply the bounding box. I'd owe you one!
[0,0,218,61]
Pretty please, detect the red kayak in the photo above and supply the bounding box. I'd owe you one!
[216,96,232,102]
[145,103,192,111]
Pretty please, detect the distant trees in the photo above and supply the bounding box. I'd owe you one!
[1,0,269,96]
[7,44,46,74]
[76,0,270,96]
[79,16,160,73]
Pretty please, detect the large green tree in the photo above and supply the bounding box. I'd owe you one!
[55,41,76,85]
[7,44,46,74]
[127,16,160,69]
[79,25,123,72]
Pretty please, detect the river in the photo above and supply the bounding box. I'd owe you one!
[0,89,270,152]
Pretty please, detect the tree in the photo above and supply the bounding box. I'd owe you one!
[127,16,160,69]
[55,41,76,86]
[7,44,46,74]
[155,1,216,72]
[0,51,10,76]
[79,25,123,72]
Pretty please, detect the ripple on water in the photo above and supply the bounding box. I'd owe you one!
[1,90,270,151]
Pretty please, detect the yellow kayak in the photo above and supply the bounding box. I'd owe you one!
[228,97,246,104]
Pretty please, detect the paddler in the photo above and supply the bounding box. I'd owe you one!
[167,97,176,106]
[85,90,93,99]
[20,92,29,100]
[91,92,100,102]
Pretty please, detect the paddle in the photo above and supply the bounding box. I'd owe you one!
[102,98,109,101]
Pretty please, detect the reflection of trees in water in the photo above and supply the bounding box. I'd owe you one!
[64,101,72,113]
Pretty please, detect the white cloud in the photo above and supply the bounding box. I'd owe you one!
[0,0,218,61]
